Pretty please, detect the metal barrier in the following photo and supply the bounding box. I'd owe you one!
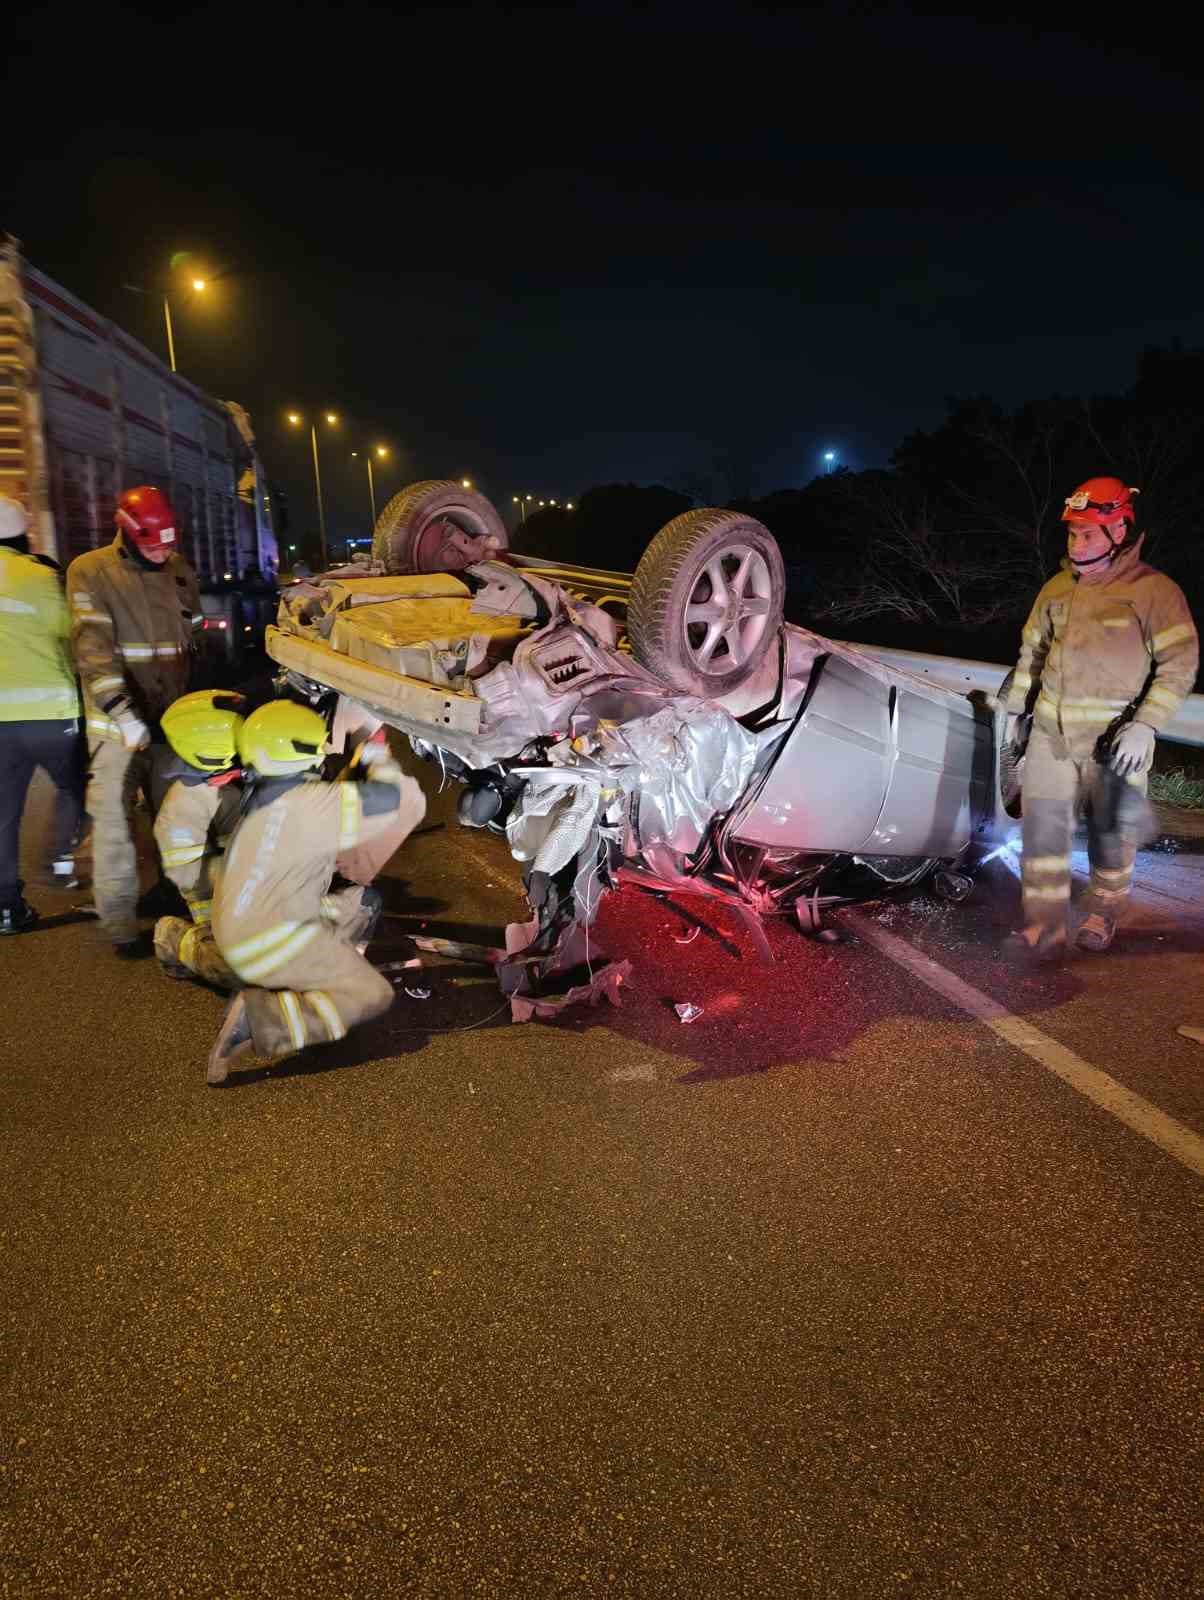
[844,641,1204,749]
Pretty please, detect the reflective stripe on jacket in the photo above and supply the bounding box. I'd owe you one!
[1006,543,1199,738]
[212,772,405,985]
[66,535,202,742]
[0,547,81,722]
[153,776,243,916]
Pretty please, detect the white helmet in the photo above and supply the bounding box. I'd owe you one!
[0,495,30,544]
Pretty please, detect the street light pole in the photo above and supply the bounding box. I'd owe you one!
[289,411,337,570]
[162,297,177,373]
[309,425,328,569]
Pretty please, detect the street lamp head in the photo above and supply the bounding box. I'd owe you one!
[191,279,206,292]
[376,446,388,458]
[325,412,338,425]
[566,502,574,511]
[461,478,472,489]
[823,450,836,463]
[287,412,301,425]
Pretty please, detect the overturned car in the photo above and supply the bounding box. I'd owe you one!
[267,480,1012,1016]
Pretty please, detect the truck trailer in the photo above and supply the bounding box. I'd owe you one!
[0,237,275,583]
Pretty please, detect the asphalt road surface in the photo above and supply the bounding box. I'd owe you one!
[3,753,1202,1599]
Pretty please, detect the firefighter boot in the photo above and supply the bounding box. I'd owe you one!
[207,993,254,1086]
[154,915,193,979]
[1076,913,1117,953]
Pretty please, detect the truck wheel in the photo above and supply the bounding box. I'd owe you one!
[627,509,785,695]
[372,480,508,574]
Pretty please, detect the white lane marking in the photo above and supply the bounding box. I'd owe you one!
[849,912,1204,1180]
[609,1062,658,1083]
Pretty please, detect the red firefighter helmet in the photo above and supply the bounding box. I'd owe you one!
[1061,477,1139,529]
[115,485,178,555]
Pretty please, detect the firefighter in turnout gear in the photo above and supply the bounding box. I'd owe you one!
[0,495,84,935]
[206,702,426,1084]
[66,486,203,953]
[152,690,247,989]
[1005,477,1198,957]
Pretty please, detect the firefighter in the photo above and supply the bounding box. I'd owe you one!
[0,495,84,934]
[66,486,203,955]
[151,690,247,989]
[1004,477,1198,957]
[206,702,426,1084]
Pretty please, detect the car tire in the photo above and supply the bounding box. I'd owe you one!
[627,509,785,695]
[372,480,509,575]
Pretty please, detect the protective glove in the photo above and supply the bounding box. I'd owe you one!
[115,711,151,752]
[1109,721,1155,777]
[356,729,391,768]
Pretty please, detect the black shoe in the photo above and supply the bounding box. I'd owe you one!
[113,933,151,960]
[0,900,38,936]
[136,880,188,919]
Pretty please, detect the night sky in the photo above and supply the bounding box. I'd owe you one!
[4,2,1203,543]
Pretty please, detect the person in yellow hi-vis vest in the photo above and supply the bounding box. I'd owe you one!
[152,690,248,989]
[206,702,426,1084]
[0,495,84,936]
[66,485,203,956]
[1004,477,1198,959]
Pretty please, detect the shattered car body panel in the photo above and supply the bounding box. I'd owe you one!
[267,540,1006,1017]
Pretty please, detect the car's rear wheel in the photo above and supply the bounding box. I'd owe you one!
[372,480,509,574]
[627,509,785,695]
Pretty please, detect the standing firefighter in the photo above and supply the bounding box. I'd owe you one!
[206,702,426,1084]
[152,690,247,989]
[0,495,84,935]
[1005,477,1198,957]
[66,486,203,955]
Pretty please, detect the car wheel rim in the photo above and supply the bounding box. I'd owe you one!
[682,543,774,676]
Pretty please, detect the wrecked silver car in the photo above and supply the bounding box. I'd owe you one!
[267,480,1009,1015]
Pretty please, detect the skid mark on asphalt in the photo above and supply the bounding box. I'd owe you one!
[849,911,1204,1180]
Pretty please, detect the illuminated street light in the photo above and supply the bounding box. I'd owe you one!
[823,449,837,473]
[124,268,208,373]
[461,478,472,489]
[352,444,390,525]
[566,502,575,511]
[287,410,340,569]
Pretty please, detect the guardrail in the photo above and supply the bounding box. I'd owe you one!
[845,641,1204,749]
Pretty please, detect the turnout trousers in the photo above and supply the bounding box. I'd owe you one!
[87,738,175,942]
[226,885,395,1060]
[1021,724,1150,948]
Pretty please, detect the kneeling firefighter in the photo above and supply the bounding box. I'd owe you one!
[206,702,426,1084]
[152,690,248,989]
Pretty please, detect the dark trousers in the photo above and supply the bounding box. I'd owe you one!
[0,719,85,909]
